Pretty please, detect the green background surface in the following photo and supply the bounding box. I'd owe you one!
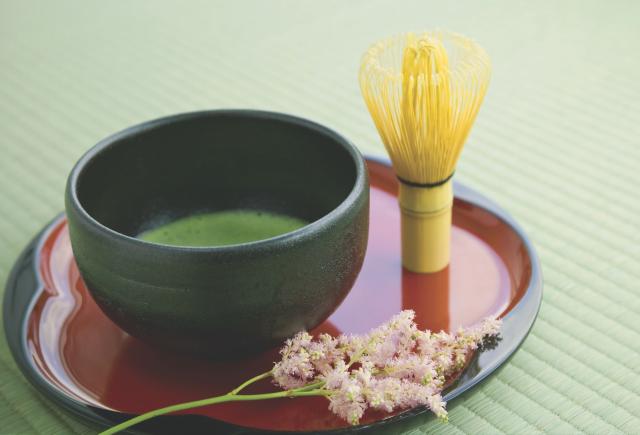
[1,1,639,433]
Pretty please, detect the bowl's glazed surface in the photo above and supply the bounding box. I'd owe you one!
[64,110,369,356]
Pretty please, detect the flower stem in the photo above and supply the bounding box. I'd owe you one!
[346,337,375,369]
[292,381,325,392]
[100,388,328,435]
[227,370,272,395]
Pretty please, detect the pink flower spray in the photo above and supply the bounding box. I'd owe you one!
[102,310,501,434]
[272,310,501,424]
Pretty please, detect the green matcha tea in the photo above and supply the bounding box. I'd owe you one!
[138,210,308,247]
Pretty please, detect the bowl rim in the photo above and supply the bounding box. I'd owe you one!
[66,109,368,253]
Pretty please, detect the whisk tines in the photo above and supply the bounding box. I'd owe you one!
[359,31,491,185]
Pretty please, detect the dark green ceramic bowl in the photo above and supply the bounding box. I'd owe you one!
[65,110,369,357]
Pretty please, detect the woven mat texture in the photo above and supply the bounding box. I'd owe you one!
[1,1,639,433]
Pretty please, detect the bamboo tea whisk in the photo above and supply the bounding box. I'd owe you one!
[360,31,491,273]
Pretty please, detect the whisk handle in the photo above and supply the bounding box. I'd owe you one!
[399,180,453,273]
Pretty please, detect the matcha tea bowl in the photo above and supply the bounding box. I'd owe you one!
[65,110,369,357]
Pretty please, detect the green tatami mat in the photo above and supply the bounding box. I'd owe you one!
[1,0,639,433]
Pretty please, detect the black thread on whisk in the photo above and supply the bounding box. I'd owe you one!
[397,172,455,188]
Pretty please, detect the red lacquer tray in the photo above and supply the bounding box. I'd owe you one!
[3,159,542,434]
